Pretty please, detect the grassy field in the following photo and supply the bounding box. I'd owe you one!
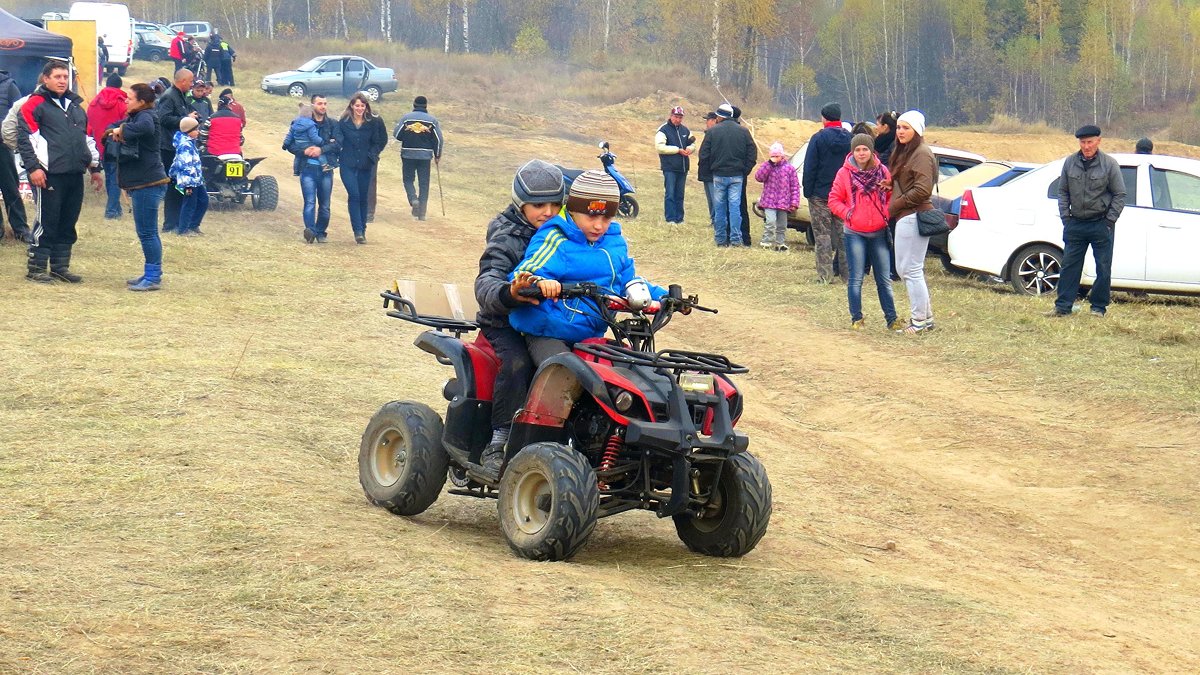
[1,47,1198,673]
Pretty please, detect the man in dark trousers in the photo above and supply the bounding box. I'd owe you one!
[204,35,224,85]
[655,105,694,223]
[696,111,718,226]
[158,69,197,233]
[732,105,753,246]
[15,60,103,283]
[803,102,852,282]
[393,95,443,221]
[0,68,29,242]
[1048,125,1126,318]
[697,103,757,247]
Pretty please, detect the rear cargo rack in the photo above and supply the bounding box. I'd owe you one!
[381,290,478,337]
[574,343,747,374]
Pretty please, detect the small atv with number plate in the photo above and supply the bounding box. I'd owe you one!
[202,155,278,210]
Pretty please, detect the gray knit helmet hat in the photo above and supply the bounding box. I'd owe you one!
[512,159,566,208]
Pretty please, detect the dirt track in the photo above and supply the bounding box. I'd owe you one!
[2,87,1198,672]
[384,199,1200,671]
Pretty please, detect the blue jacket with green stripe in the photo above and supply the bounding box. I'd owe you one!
[509,212,664,343]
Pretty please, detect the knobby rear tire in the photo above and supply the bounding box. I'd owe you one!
[358,401,449,517]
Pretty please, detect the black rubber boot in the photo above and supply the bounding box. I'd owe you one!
[464,441,505,484]
[26,246,53,283]
[49,245,82,283]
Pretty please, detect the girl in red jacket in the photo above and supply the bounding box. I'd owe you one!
[828,133,900,331]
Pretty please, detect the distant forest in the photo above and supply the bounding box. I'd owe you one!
[10,0,1199,125]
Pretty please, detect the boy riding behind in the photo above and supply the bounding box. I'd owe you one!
[472,159,566,480]
[509,169,666,363]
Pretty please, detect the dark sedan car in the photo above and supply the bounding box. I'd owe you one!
[261,55,399,101]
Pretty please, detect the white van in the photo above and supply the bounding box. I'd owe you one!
[68,2,134,75]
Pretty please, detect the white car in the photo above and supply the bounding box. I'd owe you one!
[948,153,1200,296]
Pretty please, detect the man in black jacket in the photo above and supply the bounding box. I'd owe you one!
[696,112,718,225]
[697,103,756,247]
[803,102,852,282]
[471,159,565,480]
[1049,125,1127,318]
[393,95,443,221]
[15,61,102,283]
[158,69,197,232]
[0,69,29,242]
[655,106,694,223]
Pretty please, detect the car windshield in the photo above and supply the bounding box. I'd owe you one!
[297,58,325,72]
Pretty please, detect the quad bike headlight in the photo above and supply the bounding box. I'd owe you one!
[678,372,715,394]
[613,390,635,412]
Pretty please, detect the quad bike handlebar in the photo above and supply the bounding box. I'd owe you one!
[517,281,717,355]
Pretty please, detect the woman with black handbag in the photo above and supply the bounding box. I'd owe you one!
[883,110,939,334]
[110,83,170,291]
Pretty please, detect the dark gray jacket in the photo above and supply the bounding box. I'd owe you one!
[0,71,20,121]
[157,85,192,151]
[1057,150,1126,224]
[474,204,538,329]
[697,118,757,178]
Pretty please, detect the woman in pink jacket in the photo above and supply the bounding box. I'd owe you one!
[754,142,799,251]
[828,133,899,330]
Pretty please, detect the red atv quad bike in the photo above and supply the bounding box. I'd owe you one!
[359,281,772,561]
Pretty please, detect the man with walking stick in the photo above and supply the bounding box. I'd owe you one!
[393,95,443,221]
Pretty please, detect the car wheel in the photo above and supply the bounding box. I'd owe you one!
[1008,244,1063,296]
[287,83,307,98]
[149,52,162,63]
[364,85,382,102]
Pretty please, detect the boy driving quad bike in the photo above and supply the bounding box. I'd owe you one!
[360,175,771,562]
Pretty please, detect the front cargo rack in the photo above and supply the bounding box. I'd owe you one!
[574,342,748,374]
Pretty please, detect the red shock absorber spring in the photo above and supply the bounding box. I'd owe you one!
[597,434,623,490]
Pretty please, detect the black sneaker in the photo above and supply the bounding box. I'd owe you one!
[303,228,315,243]
[26,271,54,284]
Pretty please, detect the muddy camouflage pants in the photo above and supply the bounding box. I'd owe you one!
[809,197,846,281]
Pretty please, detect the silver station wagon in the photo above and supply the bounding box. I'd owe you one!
[261,55,399,101]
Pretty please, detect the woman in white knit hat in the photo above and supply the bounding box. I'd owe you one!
[883,110,937,334]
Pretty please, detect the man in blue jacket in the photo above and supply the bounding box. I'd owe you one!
[393,95,443,221]
[803,102,852,282]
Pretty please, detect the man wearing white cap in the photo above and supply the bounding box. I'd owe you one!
[697,103,757,246]
[655,105,695,223]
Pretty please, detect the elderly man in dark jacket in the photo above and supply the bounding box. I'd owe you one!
[393,95,443,221]
[697,103,757,247]
[471,159,565,480]
[157,69,196,232]
[1049,125,1126,318]
[803,102,852,282]
[0,69,29,242]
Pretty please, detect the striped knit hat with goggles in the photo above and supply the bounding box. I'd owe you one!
[565,170,620,218]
